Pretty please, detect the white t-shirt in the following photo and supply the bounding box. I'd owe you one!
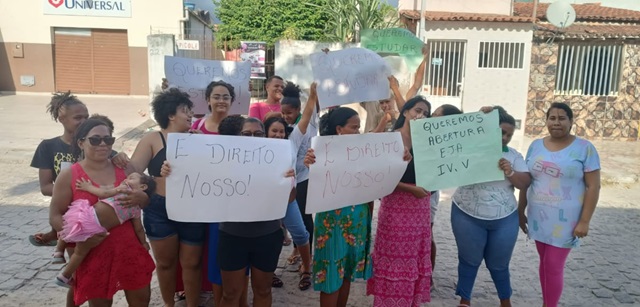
[289,114,318,184]
[452,147,528,220]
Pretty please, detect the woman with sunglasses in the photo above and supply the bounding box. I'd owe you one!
[127,88,206,307]
[49,118,155,306]
[518,102,600,307]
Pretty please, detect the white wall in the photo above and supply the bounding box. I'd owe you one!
[0,0,184,47]
[399,0,512,15]
[424,21,533,149]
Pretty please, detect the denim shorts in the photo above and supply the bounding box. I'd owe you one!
[142,194,206,245]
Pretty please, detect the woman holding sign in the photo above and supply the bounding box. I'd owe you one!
[163,115,296,307]
[303,106,374,307]
[518,103,600,307]
[127,89,206,307]
[450,107,530,307]
[189,81,249,306]
[366,96,433,307]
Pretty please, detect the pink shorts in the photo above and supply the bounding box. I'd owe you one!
[60,199,107,243]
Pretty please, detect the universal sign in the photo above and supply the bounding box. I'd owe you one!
[43,0,132,18]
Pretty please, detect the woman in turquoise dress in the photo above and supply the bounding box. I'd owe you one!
[303,106,373,307]
[303,105,411,307]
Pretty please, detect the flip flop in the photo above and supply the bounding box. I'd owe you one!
[29,234,57,247]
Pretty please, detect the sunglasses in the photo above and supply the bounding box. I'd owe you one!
[82,136,116,146]
[240,131,265,137]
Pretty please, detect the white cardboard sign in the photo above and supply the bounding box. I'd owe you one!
[306,132,408,213]
[164,56,251,115]
[165,133,294,223]
[310,48,391,109]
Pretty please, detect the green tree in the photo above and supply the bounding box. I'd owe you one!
[311,0,401,42]
[214,0,329,49]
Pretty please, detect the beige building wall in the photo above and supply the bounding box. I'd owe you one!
[0,0,185,95]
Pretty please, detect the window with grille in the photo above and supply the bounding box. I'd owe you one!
[426,40,467,97]
[478,42,525,69]
[555,43,623,96]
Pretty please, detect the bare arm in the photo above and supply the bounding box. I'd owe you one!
[49,169,74,231]
[388,76,406,110]
[405,47,429,101]
[508,172,531,190]
[371,113,391,133]
[37,169,54,196]
[76,178,118,198]
[128,132,155,174]
[131,218,150,250]
[298,82,318,135]
[574,170,601,237]
[498,158,531,190]
[518,189,528,234]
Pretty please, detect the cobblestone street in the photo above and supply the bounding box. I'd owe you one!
[1,94,639,306]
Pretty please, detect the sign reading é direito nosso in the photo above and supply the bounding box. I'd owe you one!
[44,0,132,18]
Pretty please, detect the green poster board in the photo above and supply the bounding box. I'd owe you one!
[360,28,424,72]
[410,111,504,191]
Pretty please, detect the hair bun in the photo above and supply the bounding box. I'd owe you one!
[282,82,301,98]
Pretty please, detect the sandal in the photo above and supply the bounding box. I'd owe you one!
[298,272,312,291]
[54,274,72,288]
[175,291,186,301]
[51,250,66,264]
[28,234,57,247]
[283,237,292,246]
[286,254,301,265]
[272,276,284,288]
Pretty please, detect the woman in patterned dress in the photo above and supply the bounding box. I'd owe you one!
[366,96,433,307]
[304,105,413,307]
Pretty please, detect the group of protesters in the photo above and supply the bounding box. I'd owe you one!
[27,49,600,307]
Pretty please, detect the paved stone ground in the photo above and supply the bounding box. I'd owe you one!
[1,94,639,306]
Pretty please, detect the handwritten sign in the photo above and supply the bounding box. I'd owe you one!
[310,48,390,109]
[410,111,503,191]
[361,28,424,73]
[306,132,408,214]
[164,56,251,115]
[165,133,294,223]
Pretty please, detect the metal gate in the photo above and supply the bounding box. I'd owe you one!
[424,40,467,110]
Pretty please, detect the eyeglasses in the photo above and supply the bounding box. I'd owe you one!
[82,136,116,146]
[240,131,265,137]
[211,95,232,102]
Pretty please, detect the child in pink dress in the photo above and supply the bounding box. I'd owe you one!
[55,172,155,287]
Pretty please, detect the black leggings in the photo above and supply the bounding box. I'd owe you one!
[294,179,314,250]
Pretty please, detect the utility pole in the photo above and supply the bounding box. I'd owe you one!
[419,0,426,41]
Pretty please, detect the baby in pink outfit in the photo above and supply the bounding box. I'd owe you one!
[55,172,155,288]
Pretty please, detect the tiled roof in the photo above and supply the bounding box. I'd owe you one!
[535,23,640,39]
[514,3,640,23]
[400,10,533,23]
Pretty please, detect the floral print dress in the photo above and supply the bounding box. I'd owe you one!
[313,204,373,293]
